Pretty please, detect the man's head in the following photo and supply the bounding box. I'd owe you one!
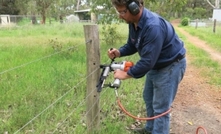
[111,0,143,15]
[111,0,143,23]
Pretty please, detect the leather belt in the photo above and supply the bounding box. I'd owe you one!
[153,54,185,70]
[175,54,185,62]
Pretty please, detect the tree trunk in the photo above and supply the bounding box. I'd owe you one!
[216,0,220,8]
[77,0,80,10]
[207,0,220,8]
[42,15,46,24]
[31,15,37,24]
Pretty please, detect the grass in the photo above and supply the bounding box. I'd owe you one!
[176,26,221,86]
[0,23,89,133]
[0,22,221,134]
[181,25,221,52]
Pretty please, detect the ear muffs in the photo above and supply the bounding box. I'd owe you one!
[126,0,140,15]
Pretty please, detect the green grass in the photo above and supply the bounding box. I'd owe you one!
[0,22,140,134]
[176,26,221,86]
[181,26,221,52]
[0,23,89,133]
[0,22,221,134]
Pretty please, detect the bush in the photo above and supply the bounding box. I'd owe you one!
[181,17,189,26]
[101,24,122,45]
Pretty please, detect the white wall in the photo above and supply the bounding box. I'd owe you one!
[212,9,221,21]
[0,15,10,25]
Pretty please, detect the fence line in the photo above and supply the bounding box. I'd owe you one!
[13,62,115,133]
[0,40,113,133]
[11,59,116,133]
[189,19,221,33]
[13,59,101,134]
[0,40,91,134]
[1,58,119,133]
[0,40,91,75]
[0,38,104,133]
[49,58,114,133]
[0,15,92,26]
[1,25,116,134]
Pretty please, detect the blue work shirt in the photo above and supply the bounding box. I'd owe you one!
[119,8,186,78]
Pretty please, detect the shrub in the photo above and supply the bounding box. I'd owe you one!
[181,17,189,26]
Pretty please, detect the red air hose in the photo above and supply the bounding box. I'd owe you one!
[117,98,171,121]
[196,126,208,134]
[117,98,208,134]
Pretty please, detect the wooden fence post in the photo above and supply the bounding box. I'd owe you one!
[213,19,217,33]
[195,19,198,29]
[83,25,100,133]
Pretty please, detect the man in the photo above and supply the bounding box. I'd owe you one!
[107,0,186,134]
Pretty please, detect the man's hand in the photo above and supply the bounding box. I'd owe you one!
[108,48,120,59]
[114,69,132,80]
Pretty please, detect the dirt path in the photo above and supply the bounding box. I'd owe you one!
[170,23,221,134]
[175,25,221,64]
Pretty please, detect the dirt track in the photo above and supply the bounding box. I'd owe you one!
[170,23,221,134]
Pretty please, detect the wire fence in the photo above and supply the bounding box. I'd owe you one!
[0,15,92,27]
[189,19,221,33]
[0,40,119,134]
[4,18,220,134]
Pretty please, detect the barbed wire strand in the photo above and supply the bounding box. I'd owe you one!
[66,65,114,133]
[52,87,108,133]
[0,39,92,75]
[70,87,115,134]
[14,66,100,134]
[0,39,111,133]
[85,90,116,134]
[14,58,112,133]
[51,60,113,133]
[13,40,104,134]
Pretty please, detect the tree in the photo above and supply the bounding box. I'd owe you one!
[207,0,220,8]
[15,0,82,24]
[183,0,213,19]
[0,0,19,14]
[91,0,187,24]
[51,0,78,23]
[35,0,57,24]
[145,0,187,19]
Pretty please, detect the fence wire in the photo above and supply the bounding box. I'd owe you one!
[0,39,116,134]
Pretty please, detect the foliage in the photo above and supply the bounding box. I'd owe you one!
[183,0,213,19]
[181,17,189,26]
[49,38,77,57]
[0,0,19,14]
[91,0,188,23]
[91,0,187,45]
[145,0,187,20]
[206,0,220,8]
[193,7,207,19]
[2,0,217,26]
[101,24,122,46]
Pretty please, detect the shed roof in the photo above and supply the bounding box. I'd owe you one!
[74,9,90,13]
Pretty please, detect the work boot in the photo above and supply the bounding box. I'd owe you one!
[131,128,151,134]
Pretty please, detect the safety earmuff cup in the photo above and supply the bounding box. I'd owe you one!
[127,0,140,15]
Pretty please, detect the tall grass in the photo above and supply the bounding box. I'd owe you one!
[182,26,221,52]
[176,28,221,86]
[0,22,220,134]
[0,22,142,134]
[0,23,90,133]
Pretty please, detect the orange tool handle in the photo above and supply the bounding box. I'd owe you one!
[124,61,134,72]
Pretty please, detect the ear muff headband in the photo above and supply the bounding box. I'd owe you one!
[126,0,140,15]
